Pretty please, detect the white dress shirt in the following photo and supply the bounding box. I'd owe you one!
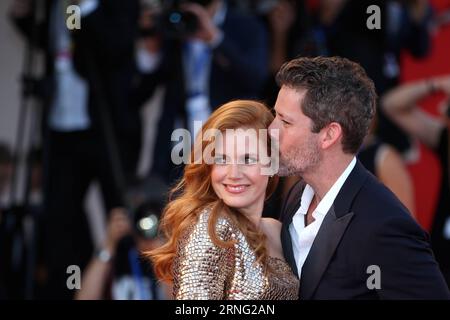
[289,157,357,278]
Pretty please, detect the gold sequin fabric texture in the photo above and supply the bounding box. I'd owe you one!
[173,207,299,299]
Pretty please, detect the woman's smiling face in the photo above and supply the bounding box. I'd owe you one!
[211,128,269,216]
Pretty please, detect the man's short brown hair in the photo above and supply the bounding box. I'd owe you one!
[276,56,377,154]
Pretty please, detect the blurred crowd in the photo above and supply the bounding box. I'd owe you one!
[0,0,449,299]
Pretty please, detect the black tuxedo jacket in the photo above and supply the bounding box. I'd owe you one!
[280,160,450,299]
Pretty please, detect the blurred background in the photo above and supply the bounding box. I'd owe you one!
[0,0,449,299]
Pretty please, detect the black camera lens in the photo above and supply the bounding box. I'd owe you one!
[161,9,199,39]
[157,0,215,39]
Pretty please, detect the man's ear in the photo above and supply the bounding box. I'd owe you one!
[320,122,343,150]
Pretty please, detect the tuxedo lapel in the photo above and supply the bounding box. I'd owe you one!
[299,206,354,299]
[299,161,369,299]
[281,221,298,278]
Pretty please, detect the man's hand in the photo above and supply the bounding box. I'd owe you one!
[181,2,220,44]
[138,6,161,52]
[103,208,132,253]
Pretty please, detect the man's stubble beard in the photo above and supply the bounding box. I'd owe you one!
[277,139,321,177]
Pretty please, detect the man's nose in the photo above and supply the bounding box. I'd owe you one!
[268,120,279,139]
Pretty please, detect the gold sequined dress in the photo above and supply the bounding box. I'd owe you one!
[173,207,299,299]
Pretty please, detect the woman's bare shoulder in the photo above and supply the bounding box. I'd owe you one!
[260,217,282,235]
[261,217,282,226]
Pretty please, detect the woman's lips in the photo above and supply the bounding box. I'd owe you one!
[223,184,250,194]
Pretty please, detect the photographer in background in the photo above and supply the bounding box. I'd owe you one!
[9,0,140,299]
[75,202,170,300]
[132,0,269,185]
[382,75,450,287]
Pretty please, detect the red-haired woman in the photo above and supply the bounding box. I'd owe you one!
[147,100,299,299]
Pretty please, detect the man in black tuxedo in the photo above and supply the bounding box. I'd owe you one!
[269,56,450,299]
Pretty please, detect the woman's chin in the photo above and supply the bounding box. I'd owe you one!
[222,199,247,211]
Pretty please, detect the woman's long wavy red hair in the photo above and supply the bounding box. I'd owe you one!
[145,100,278,283]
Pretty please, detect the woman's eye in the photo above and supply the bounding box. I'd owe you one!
[244,156,258,165]
[214,156,227,164]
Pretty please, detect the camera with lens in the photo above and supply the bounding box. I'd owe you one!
[132,200,163,240]
[158,0,215,39]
